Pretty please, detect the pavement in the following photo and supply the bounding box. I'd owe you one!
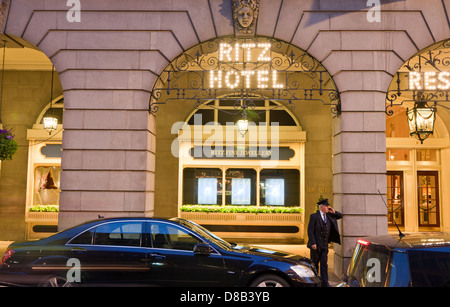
[0,240,340,286]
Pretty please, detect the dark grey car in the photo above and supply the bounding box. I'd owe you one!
[338,232,450,287]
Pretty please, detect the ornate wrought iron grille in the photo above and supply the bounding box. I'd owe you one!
[386,38,450,116]
[149,37,341,115]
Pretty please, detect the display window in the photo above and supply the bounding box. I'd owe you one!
[33,166,61,207]
[260,169,299,206]
[225,169,256,205]
[183,168,223,205]
[183,167,300,207]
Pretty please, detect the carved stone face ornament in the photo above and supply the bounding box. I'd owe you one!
[237,6,253,28]
[232,0,259,35]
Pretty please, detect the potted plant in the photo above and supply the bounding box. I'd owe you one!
[0,129,18,161]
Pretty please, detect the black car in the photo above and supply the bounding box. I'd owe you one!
[0,217,321,287]
[338,232,450,287]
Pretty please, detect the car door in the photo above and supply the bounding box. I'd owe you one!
[146,221,226,286]
[67,220,149,286]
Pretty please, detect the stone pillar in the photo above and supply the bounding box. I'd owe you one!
[57,88,156,230]
[332,90,389,277]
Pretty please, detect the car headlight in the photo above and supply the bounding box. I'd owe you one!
[291,265,316,278]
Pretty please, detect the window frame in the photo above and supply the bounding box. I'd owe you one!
[67,220,148,248]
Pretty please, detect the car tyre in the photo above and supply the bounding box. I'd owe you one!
[38,275,74,287]
[249,274,290,287]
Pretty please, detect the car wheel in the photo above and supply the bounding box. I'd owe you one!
[249,274,290,287]
[38,275,74,287]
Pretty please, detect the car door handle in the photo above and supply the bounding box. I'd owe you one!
[150,253,166,261]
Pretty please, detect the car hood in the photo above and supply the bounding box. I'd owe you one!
[231,244,309,262]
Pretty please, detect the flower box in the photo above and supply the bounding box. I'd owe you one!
[179,205,304,243]
[25,209,59,240]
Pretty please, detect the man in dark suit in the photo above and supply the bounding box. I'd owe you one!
[307,198,343,287]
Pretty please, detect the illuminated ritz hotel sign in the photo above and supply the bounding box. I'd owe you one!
[148,37,341,114]
[209,42,284,89]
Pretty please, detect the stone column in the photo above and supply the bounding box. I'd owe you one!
[332,90,389,276]
[58,88,156,230]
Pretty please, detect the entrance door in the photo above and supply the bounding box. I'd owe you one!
[387,171,404,227]
[417,171,440,227]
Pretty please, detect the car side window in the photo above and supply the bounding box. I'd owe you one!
[150,222,201,251]
[93,222,143,247]
[69,228,94,245]
[408,250,450,287]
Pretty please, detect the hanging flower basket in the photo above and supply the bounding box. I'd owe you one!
[0,129,18,161]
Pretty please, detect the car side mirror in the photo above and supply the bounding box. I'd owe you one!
[193,243,212,255]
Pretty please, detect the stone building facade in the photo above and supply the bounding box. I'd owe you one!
[0,0,449,277]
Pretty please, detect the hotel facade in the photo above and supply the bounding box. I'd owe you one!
[0,0,449,277]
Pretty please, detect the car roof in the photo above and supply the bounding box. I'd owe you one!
[361,232,450,250]
[37,217,182,244]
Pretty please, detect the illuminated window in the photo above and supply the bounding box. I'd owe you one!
[183,168,222,205]
[416,149,438,161]
[33,166,61,206]
[260,169,299,206]
[226,169,256,206]
[386,149,410,161]
[187,99,298,127]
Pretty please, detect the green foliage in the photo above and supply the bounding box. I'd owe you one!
[29,205,60,212]
[0,129,18,161]
[181,205,302,214]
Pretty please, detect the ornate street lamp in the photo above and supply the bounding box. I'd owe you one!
[406,100,437,144]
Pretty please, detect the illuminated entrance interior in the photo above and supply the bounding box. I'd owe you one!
[181,100,302,208]
[386,39,450,232]
[0,34,63,240]
[151,36,339,242]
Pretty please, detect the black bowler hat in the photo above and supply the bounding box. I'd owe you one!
[317,198,330,206]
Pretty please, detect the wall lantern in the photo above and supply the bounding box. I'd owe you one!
[43,116,58,134]
[406,100,437,144]
[237,111,248,136]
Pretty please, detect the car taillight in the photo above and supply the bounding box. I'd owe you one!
[0,249,14,265]
[357,239,370,246]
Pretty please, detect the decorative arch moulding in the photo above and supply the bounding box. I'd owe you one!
[386,38,450,115]
[149,36,341,116]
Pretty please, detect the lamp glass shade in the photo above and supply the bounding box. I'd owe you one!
[43,116,58,132]
[237,119,248,136]
[406,103,436,144]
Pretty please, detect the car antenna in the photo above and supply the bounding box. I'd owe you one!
[378,190,405,238]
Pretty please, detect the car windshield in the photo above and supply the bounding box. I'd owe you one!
[347,242,391,287]
[172,218,234,250]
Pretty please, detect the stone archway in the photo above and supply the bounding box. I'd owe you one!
[0,33,63,240]
[149,35,340,243]
[385,38,450,234]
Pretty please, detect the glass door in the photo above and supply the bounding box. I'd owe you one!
[387,171,404,227]
[417,171,440,227]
